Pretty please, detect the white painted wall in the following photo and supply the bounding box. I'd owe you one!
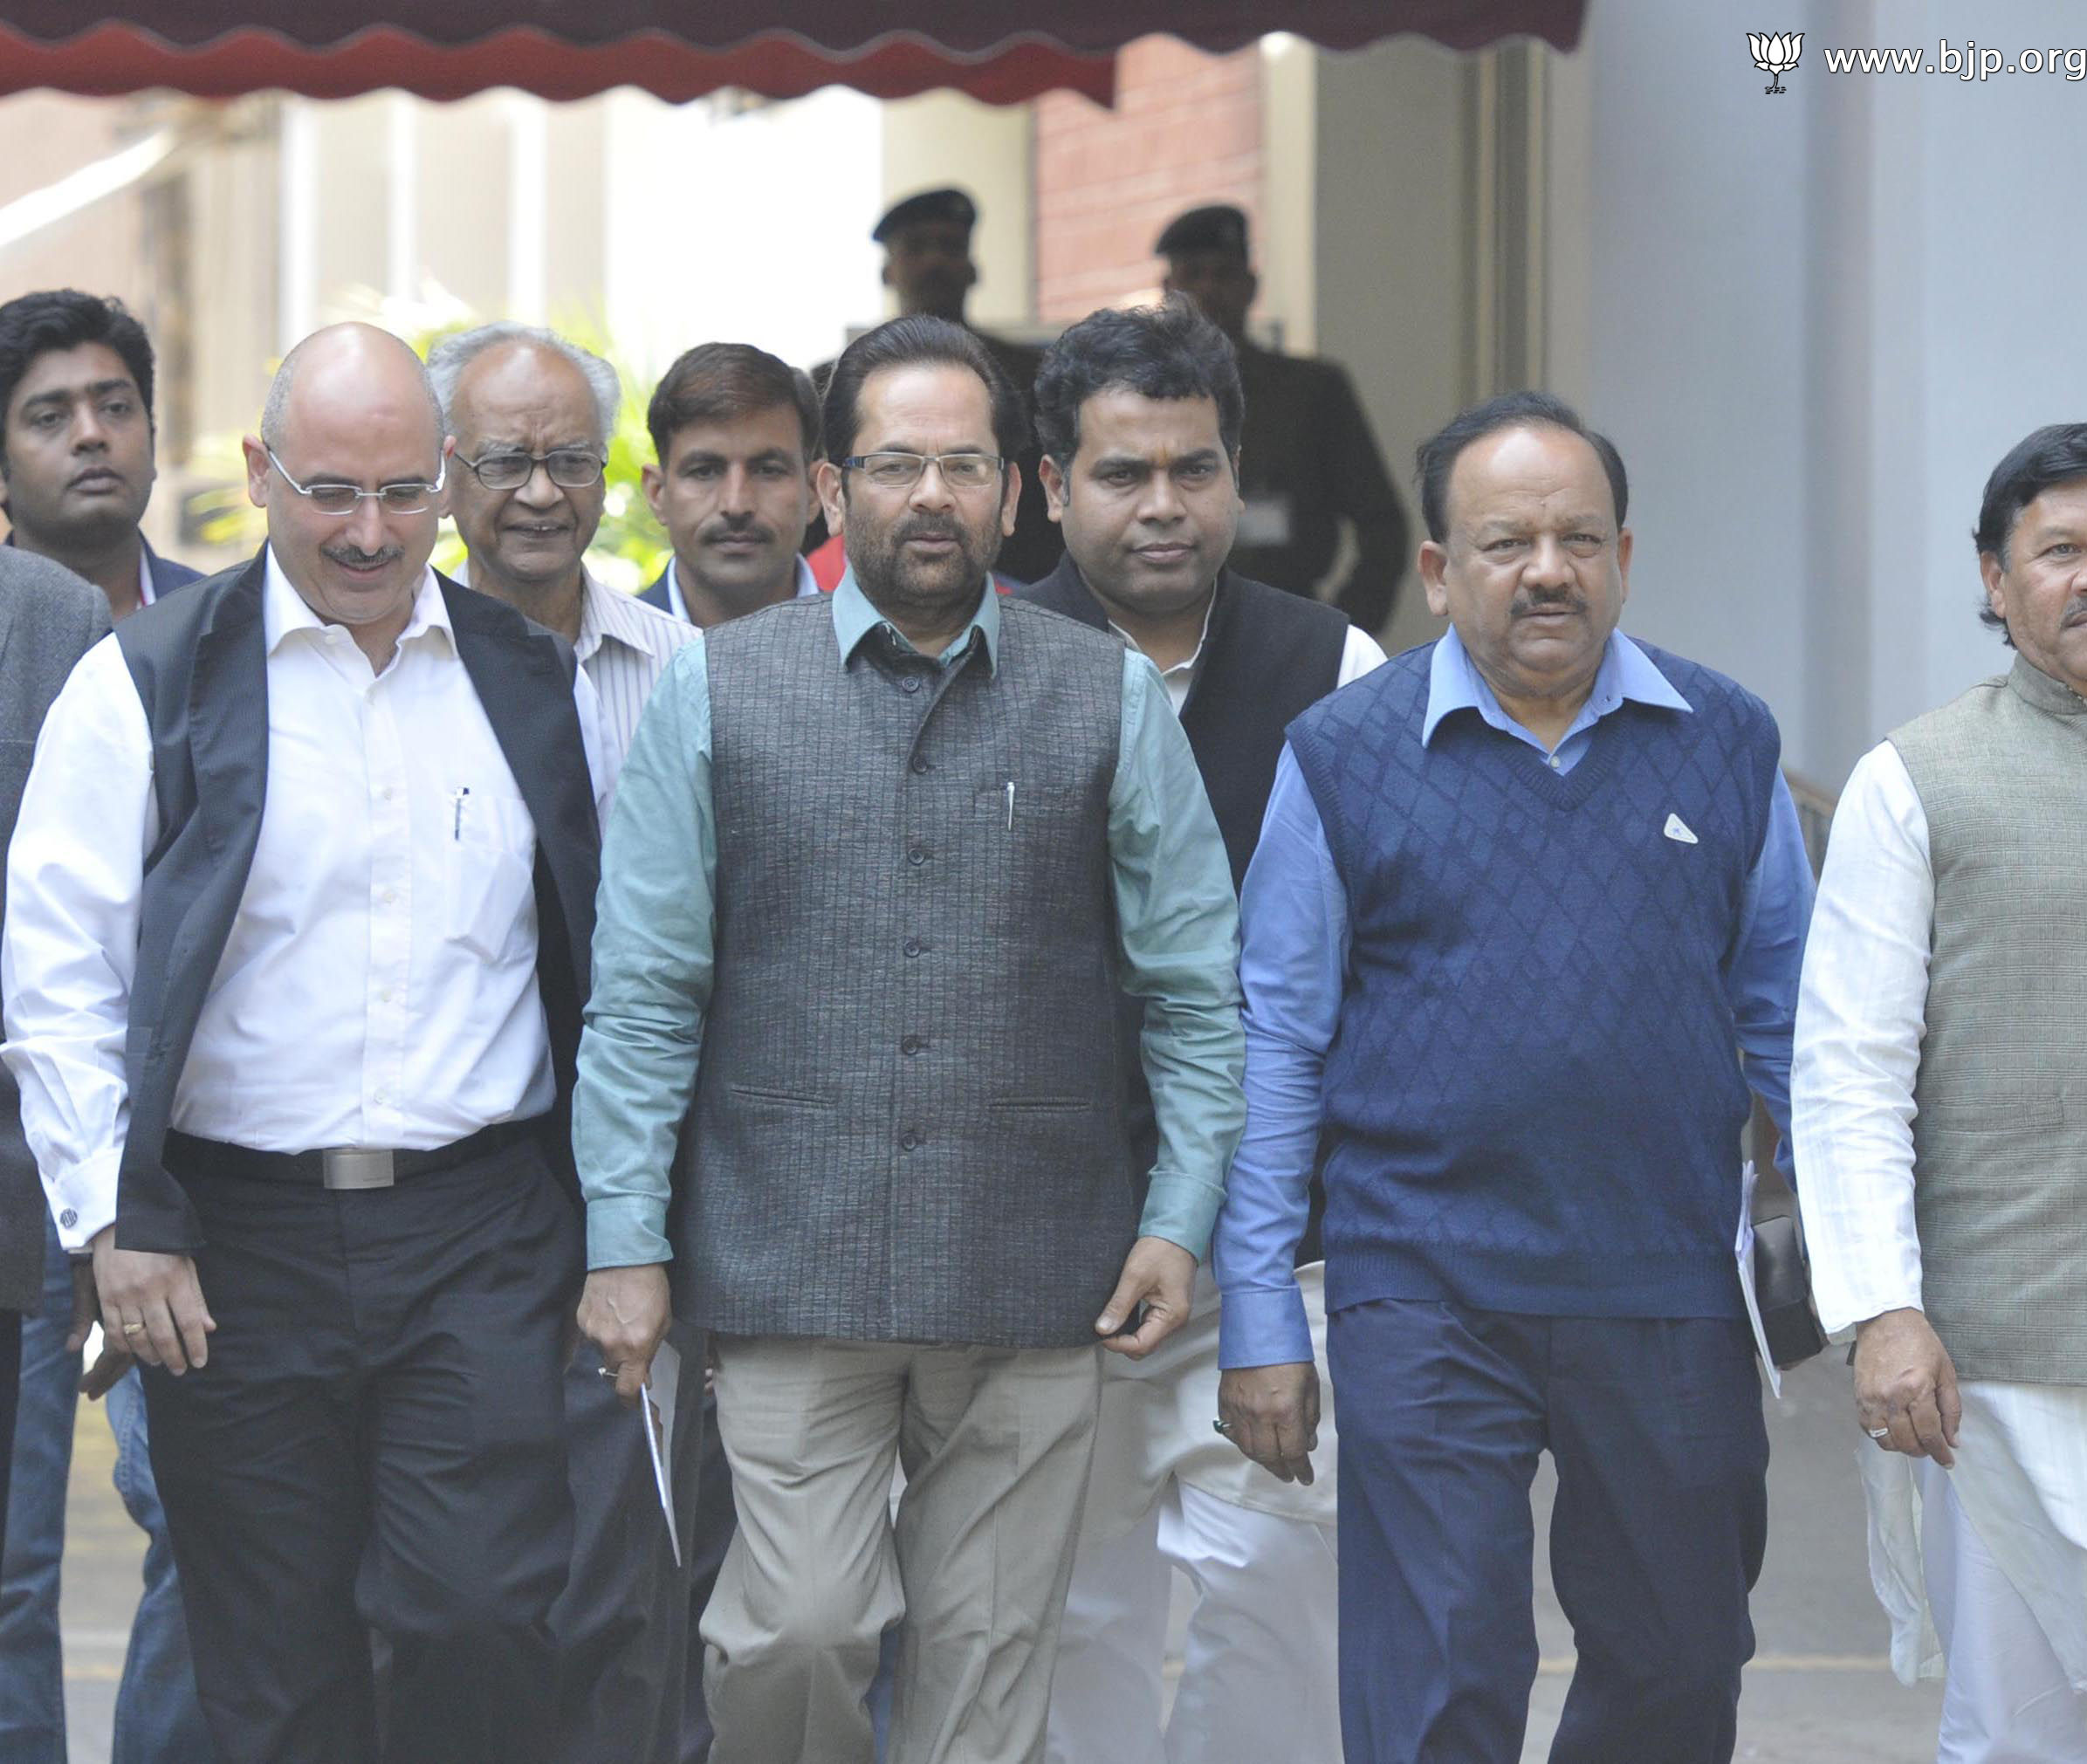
[1544,0,1816,770]
[1819,0,2087,772]
[1551,0,2087,785]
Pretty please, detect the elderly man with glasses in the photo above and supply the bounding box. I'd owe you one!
[1,322,611,1764]
[429,323,694,767]
[427,320,698,1761]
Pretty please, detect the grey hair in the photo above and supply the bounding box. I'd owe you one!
[426,322,621,446]
[258,326,444,453]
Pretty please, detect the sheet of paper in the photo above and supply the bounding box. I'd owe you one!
[1733,1160,1782,1399]
[642,1338,683,1568]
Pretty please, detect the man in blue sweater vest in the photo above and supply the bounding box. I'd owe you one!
[1211,391,1814,1763]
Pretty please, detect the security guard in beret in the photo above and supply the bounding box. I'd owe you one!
[1157,203,1409,631]
[810,188,1061,584]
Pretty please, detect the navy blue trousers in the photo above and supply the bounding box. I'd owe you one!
[1328,1300,1768,1764]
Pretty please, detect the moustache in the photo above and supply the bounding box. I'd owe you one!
[891,518,967,546]
[701,520,775,545]
[1513,591,1586,617]
[321,544,405,571]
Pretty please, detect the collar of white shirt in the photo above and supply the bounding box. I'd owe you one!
[264,546,449,661]
[1108,587,1219,693]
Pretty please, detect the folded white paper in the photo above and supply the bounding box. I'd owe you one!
[1734,1160,1782,1399]
[643,1339,683,1568]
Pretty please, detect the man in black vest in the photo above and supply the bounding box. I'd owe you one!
[1021,299,1380,1763]
[0,323,606,1764]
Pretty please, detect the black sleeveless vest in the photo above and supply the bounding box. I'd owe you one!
[1019,559,1349,1260]
[1020,559,1349,890]
[110,550,599,1252]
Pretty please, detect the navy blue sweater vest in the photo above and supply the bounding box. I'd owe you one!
[1285,640,1779,1320]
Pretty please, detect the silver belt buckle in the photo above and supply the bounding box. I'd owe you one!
[322,1148,396,1191]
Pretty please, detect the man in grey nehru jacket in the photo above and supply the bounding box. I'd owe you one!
[572,312,1245,1764]
[1795,422,2087,1760]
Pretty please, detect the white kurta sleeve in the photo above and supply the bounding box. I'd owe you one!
[1790,739,1933,1336]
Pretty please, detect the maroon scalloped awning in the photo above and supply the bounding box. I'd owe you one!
[0,1,1585,105]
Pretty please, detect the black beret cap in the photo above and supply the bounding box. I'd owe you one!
[872,187,978,244]
[1154,203,1251,259]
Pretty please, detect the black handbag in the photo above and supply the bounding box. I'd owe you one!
[1750,1208,1827,1369]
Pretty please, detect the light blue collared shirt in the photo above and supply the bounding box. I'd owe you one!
[1212,628,1816,1368]
[574,571,1246,1272]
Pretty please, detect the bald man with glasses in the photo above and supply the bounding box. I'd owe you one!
[2,322,611,1764]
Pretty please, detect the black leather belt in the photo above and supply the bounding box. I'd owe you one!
[163,1117,546,1191]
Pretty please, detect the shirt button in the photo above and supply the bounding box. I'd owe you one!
[58,1208,77,1230]
[910,757,930,774]
[382,888,398,904]
[380,987,395,1004]
[381,786,395,801]
[901,676,923,695]
[1548,756,1562,771]
[903,937,923,958]
[907,847,927,867]
[902,1035,923,1055]
[900,1130,920,1151]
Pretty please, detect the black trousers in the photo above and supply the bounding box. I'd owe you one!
[552,1323,703,1764]
[143,1136,582,1764]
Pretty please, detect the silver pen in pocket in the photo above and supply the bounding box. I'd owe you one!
[1004,781,1014,831]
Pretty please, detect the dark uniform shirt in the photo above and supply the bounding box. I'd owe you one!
[1232,340,1408,633]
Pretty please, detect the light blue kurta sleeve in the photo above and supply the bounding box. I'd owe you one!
[1214,745,1349,1369]
[1107,652,1247,1261]
[572,636,717,1269]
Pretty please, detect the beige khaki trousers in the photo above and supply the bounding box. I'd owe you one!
[704,1335,1102,1764]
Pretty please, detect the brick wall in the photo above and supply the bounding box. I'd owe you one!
[1034,38,1260,322]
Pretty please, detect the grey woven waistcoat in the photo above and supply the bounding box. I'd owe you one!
[1889,655,2087,1384]
[687,594,1134,1349]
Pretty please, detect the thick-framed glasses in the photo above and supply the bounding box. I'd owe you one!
[266,447,445,516]
[457,447,608,491]
[840,451,1004,491]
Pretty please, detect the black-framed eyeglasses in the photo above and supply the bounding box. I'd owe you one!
[266,447,445,516]
[457,447,608,491]
[839,451,1004,491]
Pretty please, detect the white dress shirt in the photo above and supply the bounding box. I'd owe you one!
[1,549,608,1250]
[572,569,698,764]
[1789,738,1933,1336]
